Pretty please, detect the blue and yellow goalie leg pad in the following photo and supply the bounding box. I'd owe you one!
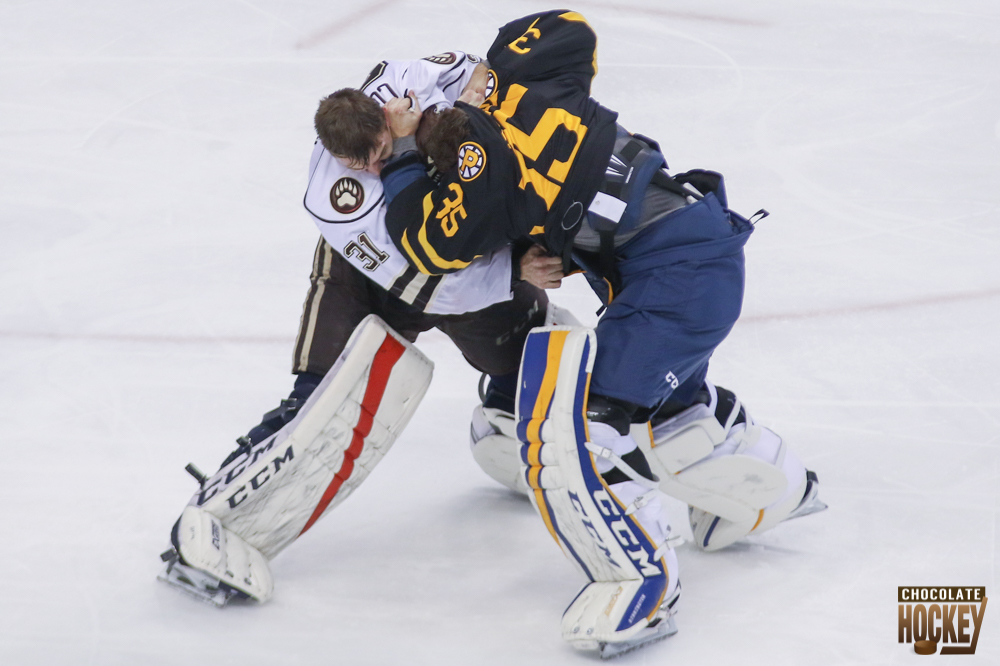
[516,327,675,647]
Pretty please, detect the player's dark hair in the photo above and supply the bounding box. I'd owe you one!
[421,107,471,173]
[314,89,386,165]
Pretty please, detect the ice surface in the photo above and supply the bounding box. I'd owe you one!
[1,1,998,664]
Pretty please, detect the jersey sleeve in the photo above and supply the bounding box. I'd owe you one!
[383,145,513,276]
[487,10,598,94]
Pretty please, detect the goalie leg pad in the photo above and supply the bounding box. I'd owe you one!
[469,404,527,495]
[635,382,820,551]
[465,301,583,496]
[516,327,679,647]
[187,315,433,560]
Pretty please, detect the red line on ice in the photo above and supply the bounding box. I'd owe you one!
[3,289,998,344]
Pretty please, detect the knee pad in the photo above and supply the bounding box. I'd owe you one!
[635,382,822,551]
[470,403,526,494]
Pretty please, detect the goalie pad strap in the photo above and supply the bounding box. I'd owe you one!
[595,447,659,488]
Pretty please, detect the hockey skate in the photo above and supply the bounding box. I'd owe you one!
[689,470,827,551]
[573,584,682,660]
[784,470,827,520]
[157,505,274,606]
[157,555,247,608]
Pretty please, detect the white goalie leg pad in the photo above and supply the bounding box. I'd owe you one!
[170,505,274,602]
[470,404,527,494]
[187,314,433,561]
[544,301,583,327]
[635,383,817,551]
[516,327,679,648]
[466,302,582,496]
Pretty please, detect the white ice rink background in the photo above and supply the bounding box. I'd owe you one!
[1,0,998,663]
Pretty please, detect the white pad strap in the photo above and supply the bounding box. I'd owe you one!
[583,441,659,491]
[624,490,656,516]
[187,315,433,560]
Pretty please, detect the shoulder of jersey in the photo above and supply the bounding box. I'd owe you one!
[362,52,473,91]
[360,60,390,91]
[419,51,470,66]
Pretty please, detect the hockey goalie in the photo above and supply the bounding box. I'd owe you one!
[512,325,825,658]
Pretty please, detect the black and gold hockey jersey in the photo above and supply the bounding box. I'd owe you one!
[384,10,619,274]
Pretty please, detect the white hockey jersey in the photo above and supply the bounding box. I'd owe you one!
[303,52,513,315]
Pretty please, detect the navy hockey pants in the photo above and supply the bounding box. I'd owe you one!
[589,193,754,409]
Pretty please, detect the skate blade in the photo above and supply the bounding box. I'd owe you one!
[157,559,238,608]
[571,616,678,660]
[786,496,828,521]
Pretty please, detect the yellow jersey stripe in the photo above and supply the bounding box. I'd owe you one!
[417,205,473,272]
[400,229,432,275]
